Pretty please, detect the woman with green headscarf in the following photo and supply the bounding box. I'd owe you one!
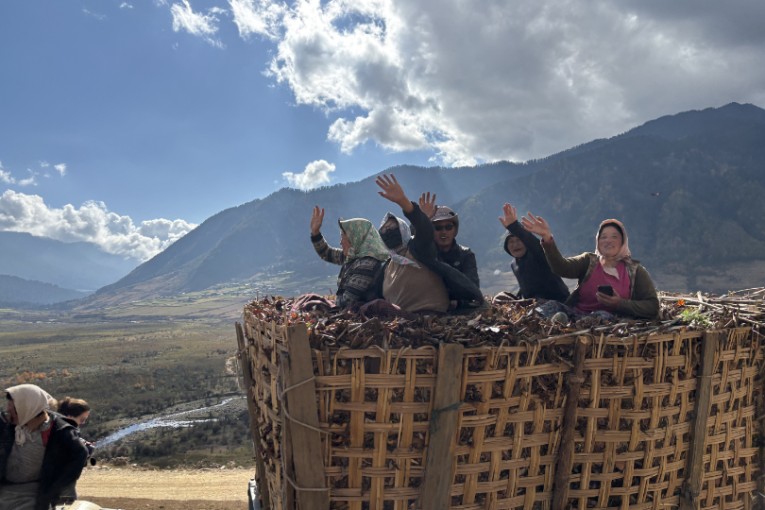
[310,207,390,308]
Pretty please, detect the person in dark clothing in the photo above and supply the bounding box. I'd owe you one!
[57,397,94,503]
[499,202,569,301]
[1,384,88,510]
[425,203,482,309]
[375,175,484,312]
[310,207,389,309]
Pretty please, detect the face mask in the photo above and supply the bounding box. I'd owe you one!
[380,228,402,249]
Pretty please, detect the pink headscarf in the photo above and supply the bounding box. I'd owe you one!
[595,219,631,278]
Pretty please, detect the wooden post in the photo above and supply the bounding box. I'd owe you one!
[283,323,330,510]
[552,336,587,509]
[680,330,721,510]
[236,322,272,509]
[420,343,464,510]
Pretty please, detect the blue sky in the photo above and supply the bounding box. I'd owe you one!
[2,0,764,261]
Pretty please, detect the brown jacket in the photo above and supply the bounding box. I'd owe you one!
[541,238,659,319]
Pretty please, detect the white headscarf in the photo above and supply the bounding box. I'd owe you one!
[6,384,55,445]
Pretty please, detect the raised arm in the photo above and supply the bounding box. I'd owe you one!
[522,212,589,279]
[376,174,414,214]
[310,205,345,265]
[499,203,545,258]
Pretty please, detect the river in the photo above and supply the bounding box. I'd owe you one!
[98,396,244,447]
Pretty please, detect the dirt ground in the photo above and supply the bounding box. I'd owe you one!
[76,466,254,510]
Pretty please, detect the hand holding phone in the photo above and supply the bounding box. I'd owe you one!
[597,285,614,296]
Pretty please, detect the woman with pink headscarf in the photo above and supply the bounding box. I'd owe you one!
[521,215,659,319]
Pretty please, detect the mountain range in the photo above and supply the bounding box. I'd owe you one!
[0,232,139,305]
[4,102,764,307]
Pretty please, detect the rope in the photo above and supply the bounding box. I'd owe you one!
[283,470,330,493]
[279,376,330,436]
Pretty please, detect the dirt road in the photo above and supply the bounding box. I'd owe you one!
[76,466,253,510]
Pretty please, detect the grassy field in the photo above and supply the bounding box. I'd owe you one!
[0,293,255,468]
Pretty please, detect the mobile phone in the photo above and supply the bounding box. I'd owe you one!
[597,285,614,296]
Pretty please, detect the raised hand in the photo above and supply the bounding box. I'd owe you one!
[498,203,518,228]
[419,192,437,219]
[375,174,412,212]
[310,206,325,236]
[520,212,552,241]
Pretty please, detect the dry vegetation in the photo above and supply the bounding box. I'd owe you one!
[0,300,252,468]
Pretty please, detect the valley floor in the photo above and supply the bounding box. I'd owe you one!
[76,466,252,510]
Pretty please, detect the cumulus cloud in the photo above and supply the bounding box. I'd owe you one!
[283,160,336,190]
[120,2,134,9]
[167,0,765,164]
[260,0,765,164]
[0,190,197,261]
[54,163,67,176]
[171,0,224,47]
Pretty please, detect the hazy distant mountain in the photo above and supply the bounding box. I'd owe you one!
[0,274,89,307]
[0,232,139,291]
[91,102,765,303]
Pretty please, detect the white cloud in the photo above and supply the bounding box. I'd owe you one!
[256,0,765,164]
[82,8,106,20]
[0,190,197,261]
[0,162,13,184]
[283,159,335,190]
[16,173,38,187]
[229,0,285,40]
[120,2,134,9]
[171,0,224,48]
[54,163,67,176]
[160,1,765,164]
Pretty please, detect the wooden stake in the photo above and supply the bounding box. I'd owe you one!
[236,322,272,509]
[552,336,587,509]
[420,343,464,510]
[680,330,722,510]
[283,323,330,510]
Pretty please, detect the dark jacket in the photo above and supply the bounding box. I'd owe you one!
[1,411,88,510]
[310,233,384,308]
[503,221,569,301]
[541,238,660,319]
[403,203,484,306]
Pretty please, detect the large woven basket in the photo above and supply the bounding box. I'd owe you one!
[236,312,763,510]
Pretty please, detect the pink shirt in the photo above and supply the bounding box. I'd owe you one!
[576,262,630,313]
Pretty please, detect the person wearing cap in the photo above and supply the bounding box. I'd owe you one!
[375,174,484,313]
[374,176,451,313]
[498,202,569,302]
[426,203,483,309]
[521,213,659,319]
[1,384,89,510]
[310,207,389,309]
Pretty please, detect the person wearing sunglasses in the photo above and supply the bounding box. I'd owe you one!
[422,203,483,310]
[375,174,484,313]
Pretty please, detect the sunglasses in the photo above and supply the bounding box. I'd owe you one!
[434,224,455,232]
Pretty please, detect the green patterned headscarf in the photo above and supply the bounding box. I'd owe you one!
[339,218,390,263]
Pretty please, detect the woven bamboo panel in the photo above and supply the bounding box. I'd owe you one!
[697,327,761,510]
[243,313,288,510]
[241,311,762,510]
